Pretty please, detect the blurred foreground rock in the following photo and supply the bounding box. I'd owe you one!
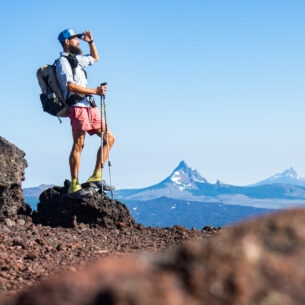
[1,208,305,305]
[0,137,30,220]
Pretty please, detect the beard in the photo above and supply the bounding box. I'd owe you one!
[69,45,83,55]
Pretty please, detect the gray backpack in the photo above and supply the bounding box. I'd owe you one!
[37,54,86,120]
[37,59,69,118]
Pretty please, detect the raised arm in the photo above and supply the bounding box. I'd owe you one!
[82,30,99,62]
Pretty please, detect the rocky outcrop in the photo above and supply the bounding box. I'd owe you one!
[32,180,136,229]
[1,208,305,305]
[0,136,136,230]
[0,137,30,220]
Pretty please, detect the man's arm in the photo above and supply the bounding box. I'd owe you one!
[67,82,106,96]
[82,30,99,62]
[88,41,99,62]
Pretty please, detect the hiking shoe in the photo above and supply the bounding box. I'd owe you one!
[65,188,93,200]
[87,170,102,183]
[89,180,115,191]
[68,182,82,194]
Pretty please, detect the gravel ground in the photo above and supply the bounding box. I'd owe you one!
[0,217,220,295]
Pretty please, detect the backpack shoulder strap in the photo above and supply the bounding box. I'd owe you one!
[60,54,87,79]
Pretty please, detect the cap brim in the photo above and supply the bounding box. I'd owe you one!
[68,33,83,40]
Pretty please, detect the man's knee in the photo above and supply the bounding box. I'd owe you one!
[109,134,115,145]
[72,133,85,152]
[73,142,84,153]
[103,132,115,145]
[108,134,115,146]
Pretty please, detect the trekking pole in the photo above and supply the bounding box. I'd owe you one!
[100,82,114,199]
[100,87,105,195]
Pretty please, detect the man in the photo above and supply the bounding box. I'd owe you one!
[56,28,115,199]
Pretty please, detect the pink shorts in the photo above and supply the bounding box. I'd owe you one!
[68,106,101,135]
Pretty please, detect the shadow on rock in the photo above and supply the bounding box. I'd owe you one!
[32,180,136,229]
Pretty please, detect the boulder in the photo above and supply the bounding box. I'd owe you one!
[0,136,30,220]
[2,208,305,305]
[32,180,136,229]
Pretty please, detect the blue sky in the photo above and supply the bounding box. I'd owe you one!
[1,0,305,189]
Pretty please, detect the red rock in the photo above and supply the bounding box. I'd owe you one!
[1,208,305,305]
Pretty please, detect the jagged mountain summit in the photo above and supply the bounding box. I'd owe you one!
[162,160,208,190]
[250,167,305,187]
[114,161,213,201]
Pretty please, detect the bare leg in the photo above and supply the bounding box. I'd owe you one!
[69,130,86,180]
[93,126,115,172]
[87,125,115,191]
[102,130,115,166]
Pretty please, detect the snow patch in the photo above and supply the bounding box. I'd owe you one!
[171,171,183,184]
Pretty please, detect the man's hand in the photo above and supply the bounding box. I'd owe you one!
[82,30,94,43]
[95,84,107,96]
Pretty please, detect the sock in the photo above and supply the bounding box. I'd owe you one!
[87,169,102,182]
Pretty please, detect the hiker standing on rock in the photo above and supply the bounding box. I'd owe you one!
[56,28,115,199]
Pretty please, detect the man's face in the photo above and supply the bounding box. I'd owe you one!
[69,36,80,47]
[67,37,82,55]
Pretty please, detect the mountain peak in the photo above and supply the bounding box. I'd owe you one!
[281,167,298,179]
[251,166,304,186]
[269,167,299,182]
[168,161,207,190]
[176,160,189,169]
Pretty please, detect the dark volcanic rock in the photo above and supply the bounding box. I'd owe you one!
[2,208,305,305]
[0,137,31,220]
[32,180,136,229]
